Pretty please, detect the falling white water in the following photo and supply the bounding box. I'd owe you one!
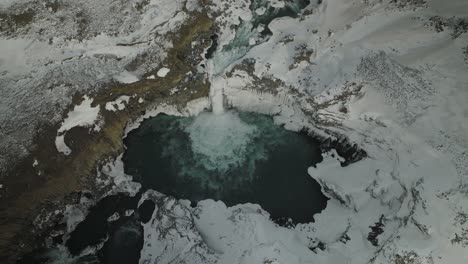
[207,61,225,114]
[209,77,225,114]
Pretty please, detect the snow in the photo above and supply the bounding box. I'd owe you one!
[107,212,120,222]
[105,95,131,112]
[113,71,140,84]
[3,0,468,263]
[194,200,315,263]
[255,7,266,16]
[188,0,468,263]
[57,96,100,133]
[185,0,200,12]
[139,191,216,264]
[63,195,94,234]
[0,0,188,172]
[123,97,210,136]
[55,95,101,155]
[0,39,32,77]
[306,146,463,263]
[269,0,285,9]
[427,0,468,16]
[99,155,141,196]
[54,136,71,156]
[207,0,252,50]
[156,67,171,77]
[0,0,17,8]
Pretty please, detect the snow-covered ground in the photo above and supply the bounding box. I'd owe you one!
[0,0,189,175]
[98,0,468,257]
[132,0,468,263]
[2,0,468,263]
[199,0,468,263]
[55,95,101,155]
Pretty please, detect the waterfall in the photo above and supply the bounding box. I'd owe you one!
[207,61,225,114]
[209,77,225,114]
[205,0,310,114]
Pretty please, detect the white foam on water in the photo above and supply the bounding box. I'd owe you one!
[185,111,257,173]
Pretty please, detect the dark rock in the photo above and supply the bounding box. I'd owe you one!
[368,215,385,246]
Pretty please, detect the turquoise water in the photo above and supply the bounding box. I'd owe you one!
[123,111,327,224]
[211,0,310,74]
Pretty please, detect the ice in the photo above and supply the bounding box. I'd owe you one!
[3,0,468,263]
[209,0,309,75]
[196,0,468,262]
[139,192,216,264]
[100,155,141,196]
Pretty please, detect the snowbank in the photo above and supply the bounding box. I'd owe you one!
[55,96,101,155]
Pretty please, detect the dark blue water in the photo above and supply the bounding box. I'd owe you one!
[123,111,328,224]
